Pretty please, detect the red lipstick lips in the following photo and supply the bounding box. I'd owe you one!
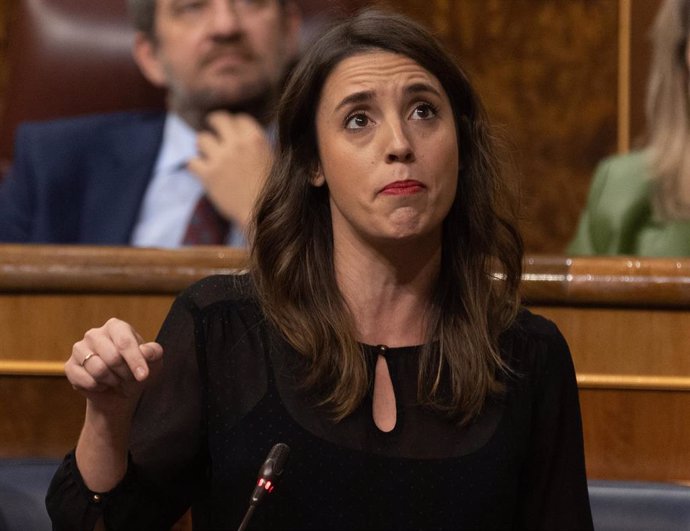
[380,180,426,195]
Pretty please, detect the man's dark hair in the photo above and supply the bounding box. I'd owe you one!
[127,0,156,38]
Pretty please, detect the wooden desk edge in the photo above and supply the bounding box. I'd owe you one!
[2,246,689,306]
[3,360,690,392]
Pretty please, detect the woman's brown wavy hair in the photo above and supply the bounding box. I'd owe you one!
[250,9,523,425]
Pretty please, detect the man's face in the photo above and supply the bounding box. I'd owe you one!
[135,0,301,120]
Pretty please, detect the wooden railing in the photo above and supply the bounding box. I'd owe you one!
[523,255,690,484]
[0,245,246,376]
[1,245,689,482]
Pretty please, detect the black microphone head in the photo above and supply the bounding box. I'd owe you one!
[259,443,290,481]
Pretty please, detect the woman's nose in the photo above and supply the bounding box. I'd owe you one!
[385,122,416,163]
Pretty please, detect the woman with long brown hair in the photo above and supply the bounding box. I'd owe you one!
[47,9,592,530]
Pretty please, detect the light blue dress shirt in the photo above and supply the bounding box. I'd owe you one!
[130,113,245,248]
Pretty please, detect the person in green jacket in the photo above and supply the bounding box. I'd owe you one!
[568,0,690,256]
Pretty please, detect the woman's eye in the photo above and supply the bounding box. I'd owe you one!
[345,113,371,130]
[410,103,437,120]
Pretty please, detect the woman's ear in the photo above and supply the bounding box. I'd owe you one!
[311,165,326,187]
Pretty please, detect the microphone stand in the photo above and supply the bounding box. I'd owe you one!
[237,504,257,531]
[236,443,290,531]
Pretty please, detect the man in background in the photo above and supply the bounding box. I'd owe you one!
[0,0,302,246]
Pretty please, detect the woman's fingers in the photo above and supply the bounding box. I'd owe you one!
[100,318,152,382]
[66,343,113,391]
[140,341,164,363]
[76,343,121,388]
[66,318,164,394]
[89,318,150,381]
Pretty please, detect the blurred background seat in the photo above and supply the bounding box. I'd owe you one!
[589,479,690,531]
[0,0,166,176]
[2,467,690,531]
[0,458,61,531]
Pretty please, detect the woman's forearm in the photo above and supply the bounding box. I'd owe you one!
[75,401,134,493]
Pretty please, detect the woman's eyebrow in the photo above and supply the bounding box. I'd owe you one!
[405,82,442,98]
[333,82,441,113]
[334,90,375,112]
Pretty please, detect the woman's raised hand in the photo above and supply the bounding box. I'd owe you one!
[65,318,163,415]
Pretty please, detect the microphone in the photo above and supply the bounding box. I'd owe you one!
[237,443,290,531]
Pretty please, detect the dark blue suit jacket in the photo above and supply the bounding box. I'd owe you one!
[0,111,166,244]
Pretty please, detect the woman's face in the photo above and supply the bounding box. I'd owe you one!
[314,50,459,248]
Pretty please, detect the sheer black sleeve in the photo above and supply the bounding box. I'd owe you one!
[516,318,594,530]
[46,291,205,531]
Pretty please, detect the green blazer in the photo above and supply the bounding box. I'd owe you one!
[567,151,690,256]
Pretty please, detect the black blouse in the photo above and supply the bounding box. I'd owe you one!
[46,273,593,530]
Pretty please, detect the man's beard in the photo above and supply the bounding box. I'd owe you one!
[169,79,278,131]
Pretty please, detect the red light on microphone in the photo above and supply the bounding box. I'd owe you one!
[256,478,274,491]
[240,444,290,531]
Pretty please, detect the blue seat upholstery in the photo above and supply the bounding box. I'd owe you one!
[2,463,690,531]
[589,480,690,531]
[0,459,61,531]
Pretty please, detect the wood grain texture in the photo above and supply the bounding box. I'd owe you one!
[0,293,174,361]
[386,0,619,253]
[581,389,690,482]
[535,305,690,377]
[0,0,17,143]
[0,376,83,457]
[0,246,249,365]
[0,244,247,292]
[1,248,689,483]
[629,0,663,146]
[523,255,690,307]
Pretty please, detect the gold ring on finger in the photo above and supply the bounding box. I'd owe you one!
[80,352,97,368]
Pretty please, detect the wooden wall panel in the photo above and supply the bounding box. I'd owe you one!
[0,0,17,130]
[581,389,690,482]
[628,0,663,146]
[533,305,690,377]
[0,293,171,456]
[387,0,619,253]
[0,245,245,366]
[2,249,690,485]
[0,293,174,457]
[0,377,83,457]
[0,293,174,361]
[0,245,245,458]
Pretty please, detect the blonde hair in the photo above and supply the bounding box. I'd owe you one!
[646,0,690,219]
